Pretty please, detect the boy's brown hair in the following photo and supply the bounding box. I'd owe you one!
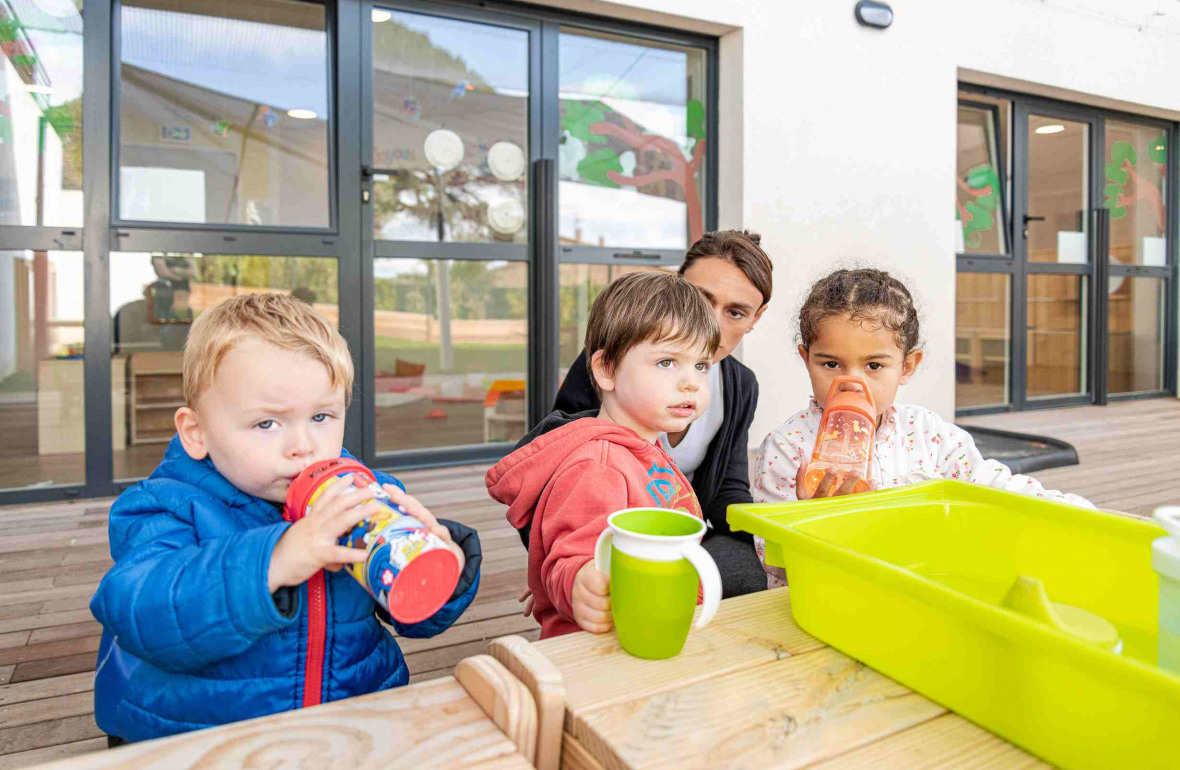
[680,229,773,306]
[798,268,922,354]
[183,292,354,407]
[585,271,721,396]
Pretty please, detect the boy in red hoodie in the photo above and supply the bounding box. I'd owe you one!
[486,272,720,638]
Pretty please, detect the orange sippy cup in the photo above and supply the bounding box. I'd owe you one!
[803,376,876,497]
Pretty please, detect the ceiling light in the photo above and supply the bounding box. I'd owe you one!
[287,109,317,120]
[371,9,392,23]
[24,84,53,94]
[1035,124,1066,135]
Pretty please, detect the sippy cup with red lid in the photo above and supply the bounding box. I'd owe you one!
[284,458,460,624]
[802,376,876,497]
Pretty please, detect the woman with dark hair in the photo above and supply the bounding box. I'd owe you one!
[520,230,772,598]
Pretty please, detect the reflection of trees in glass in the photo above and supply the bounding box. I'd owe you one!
[956,164,1001,249]
[195,256,339,304]
[373,169,520,243]
[1105,134,1166,231]
[374,261,523,320]
[52,97,82,190]
[560,97,706,242]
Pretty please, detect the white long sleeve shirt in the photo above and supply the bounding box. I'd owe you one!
[752,400,1093,587]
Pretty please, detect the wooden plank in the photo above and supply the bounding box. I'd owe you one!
[28,624,102,646]
[0,692,94,730]
[567,647,943,769]
[396,613,539,655]
[0,636,29,654]
[0,713,102,757]
[0,613,98,640]
[0,638,101,669]
[0,736,106,770]
[0,673,94,708]
[0,587,96,612]
[561,732,607,770]
[32,678,529,770]
[37,598,93,615]
[0,607,42,624]
[10,654,97,685]
[534,588,822,716]
[809,713,1048,769]
[0,670,11,687]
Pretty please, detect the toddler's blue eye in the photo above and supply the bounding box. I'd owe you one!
[256,419,275,430]
[695,362,711,372]
[312,413,329,423]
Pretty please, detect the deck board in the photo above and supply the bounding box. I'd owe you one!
[0,399,1174,767]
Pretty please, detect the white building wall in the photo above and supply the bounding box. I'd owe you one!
[542,0,1180,445]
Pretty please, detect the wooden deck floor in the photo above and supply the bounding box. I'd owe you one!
[0,462,536,768]
[0,398,1176,767]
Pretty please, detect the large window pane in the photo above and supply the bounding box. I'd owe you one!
[956,104,1007,255]
[373,258,526,452]
[955,273,1010,409]
[1109,276,1164,394]
[0,0,83,226]
[110,253,339,481]
[1105,121,1168,266]
[558,263,675,372]
[1027,274,1088,399]
[559,29,706,250]
[118,0,330,227]
[371,10,529,244]
[1027,115,1089,264]
[0,251,85,490]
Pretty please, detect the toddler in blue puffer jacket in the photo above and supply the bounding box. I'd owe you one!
[91,292,481,744]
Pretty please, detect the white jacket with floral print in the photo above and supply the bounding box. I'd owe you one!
[752,400,1093,587]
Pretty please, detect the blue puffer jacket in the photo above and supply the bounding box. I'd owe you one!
[90,438,480,742]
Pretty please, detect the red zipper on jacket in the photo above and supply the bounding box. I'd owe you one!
[302,570,327,708]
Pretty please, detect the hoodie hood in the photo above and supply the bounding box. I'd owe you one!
[486,416,660,530]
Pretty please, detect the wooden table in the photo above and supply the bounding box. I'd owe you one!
[526,589,1049,769]
[31,673,533,770]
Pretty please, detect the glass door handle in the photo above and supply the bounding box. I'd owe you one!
[1023,214,1046,223]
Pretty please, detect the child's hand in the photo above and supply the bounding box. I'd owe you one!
[268,474,376,592]
[518,589,535,618]
[795,464,867,500]
[383,484,466,573]
[572,561,612,634]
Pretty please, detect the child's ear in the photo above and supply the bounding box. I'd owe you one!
[589,350,616,394]
[174,406,209,460]
[899,350,924,385]
[797,344,809,364]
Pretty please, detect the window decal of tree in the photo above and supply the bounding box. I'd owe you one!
[1105,135,1166,231]
[956,164,1001,249]
[561,97,706,242]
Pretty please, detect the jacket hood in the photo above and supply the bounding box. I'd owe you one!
[486,416,656,530]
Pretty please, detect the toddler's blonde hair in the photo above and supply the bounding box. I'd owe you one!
[183,292,353,407]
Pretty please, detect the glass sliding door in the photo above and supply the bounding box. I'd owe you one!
[366,4,535,457]
[955,87,1175,416]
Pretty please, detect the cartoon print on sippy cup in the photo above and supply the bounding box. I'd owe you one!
[803,376,876,498]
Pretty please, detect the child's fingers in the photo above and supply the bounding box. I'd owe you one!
[385,485,450,540]
[579,615,614,634]
[814,470,838,498]
[795,463,812,500]
[328,545,368,565]
[580,565,611,596]
[836,473,862,496]
[578,590,611,612]
[330,500,383,538]
[313,478,374,519]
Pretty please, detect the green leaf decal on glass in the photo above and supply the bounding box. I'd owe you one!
[686,98,705,141]
[576,147,623,188]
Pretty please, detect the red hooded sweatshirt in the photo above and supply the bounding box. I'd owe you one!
[485,417,703,638]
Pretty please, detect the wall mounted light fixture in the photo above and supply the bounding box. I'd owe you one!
[855,0,893,29]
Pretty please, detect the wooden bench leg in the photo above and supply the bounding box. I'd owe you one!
[455,654,538,765]
[488,635,566,770]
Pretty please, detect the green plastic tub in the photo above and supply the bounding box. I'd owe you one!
[728,480,1179,770]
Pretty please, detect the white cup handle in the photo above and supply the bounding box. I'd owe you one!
[680,541,722,629]
[594,528,613,578]
[1156,507,1180,540]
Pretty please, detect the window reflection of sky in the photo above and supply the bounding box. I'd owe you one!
[120,7,329,118]
[385,10,527,93]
